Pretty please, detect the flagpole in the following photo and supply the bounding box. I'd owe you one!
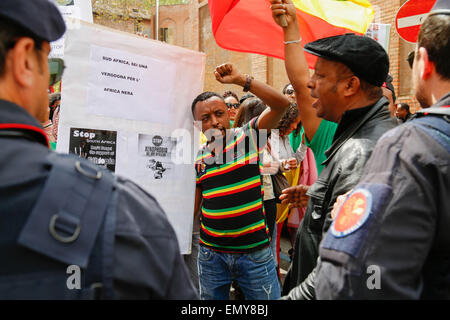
[279,0,288,27]
[156,0,160,41]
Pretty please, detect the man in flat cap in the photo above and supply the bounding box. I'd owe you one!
[0,0,197,299]
[270,0,397,299]
[315,0,450,299]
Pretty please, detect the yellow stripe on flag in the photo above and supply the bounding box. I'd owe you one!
[292,0,375,34]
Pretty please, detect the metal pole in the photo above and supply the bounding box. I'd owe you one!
[156,0,159,41]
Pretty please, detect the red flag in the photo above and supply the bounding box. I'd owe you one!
[209,0,374,68]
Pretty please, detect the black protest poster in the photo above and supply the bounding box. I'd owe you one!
[69,127,117,172]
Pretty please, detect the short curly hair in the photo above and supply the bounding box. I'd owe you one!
[223,90,239,101]
[191,91,224,117]
[397,102,410,114]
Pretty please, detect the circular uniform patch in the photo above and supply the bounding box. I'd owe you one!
[331,189,372,238]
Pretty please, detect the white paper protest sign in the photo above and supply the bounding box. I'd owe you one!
[58,20,206,254]
[50,0,93,58]
[86,45,176,124]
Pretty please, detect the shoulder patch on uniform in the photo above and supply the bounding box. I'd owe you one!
[331,189,372,238]
[321,183,392,258]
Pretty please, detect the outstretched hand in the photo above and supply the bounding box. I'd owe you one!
[214,63,245,85]
[279,184,310,208]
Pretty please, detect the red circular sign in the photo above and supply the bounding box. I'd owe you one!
[395,0,437,43]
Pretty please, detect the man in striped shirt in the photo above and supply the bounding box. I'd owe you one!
[192,63,291,300]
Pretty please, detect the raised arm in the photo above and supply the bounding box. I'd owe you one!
[270,0,322,142]
[214,63,290,130]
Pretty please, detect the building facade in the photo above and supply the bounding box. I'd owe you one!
[92,0,420,112]
[189,0,420,111]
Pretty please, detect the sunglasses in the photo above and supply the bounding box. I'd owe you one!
[48,58,66,87]
[285,89,295,95]
[226,103,240,109]
[407,51,415,69]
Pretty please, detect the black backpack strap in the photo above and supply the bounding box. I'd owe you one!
[18,153,116,269]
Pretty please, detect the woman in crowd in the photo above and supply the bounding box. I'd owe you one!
[223,90,240,127]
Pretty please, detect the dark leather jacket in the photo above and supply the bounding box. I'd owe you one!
[283,97,398,299]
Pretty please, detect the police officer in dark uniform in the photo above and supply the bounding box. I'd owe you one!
[0,0,198,299]
[270,0,398,300]
[316,0,450,299]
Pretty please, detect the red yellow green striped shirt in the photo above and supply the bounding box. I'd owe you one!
[195,117,269,253]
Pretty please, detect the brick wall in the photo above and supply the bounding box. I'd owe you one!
[192,1,420,111]
[159,5,191,47]
[197,2,255,98]
[93,4,191,48]
[195,2,289,96]
[93,0,422,113]
[371,0,421,113]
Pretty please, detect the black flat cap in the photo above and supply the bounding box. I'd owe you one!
[304,33,389,87]
[0,0,65,42]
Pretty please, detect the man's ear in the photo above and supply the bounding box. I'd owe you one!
[343,75,360,97]
[9,38,38,88]
[418,47,434,80]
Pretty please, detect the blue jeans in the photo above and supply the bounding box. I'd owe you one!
[197,246,281,300]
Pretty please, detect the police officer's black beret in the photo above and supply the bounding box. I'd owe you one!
[304,33,389,87]
[0,0,65,42]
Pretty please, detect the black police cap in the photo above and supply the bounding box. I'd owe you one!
[0,0,65,42]
[304,33,389,87]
